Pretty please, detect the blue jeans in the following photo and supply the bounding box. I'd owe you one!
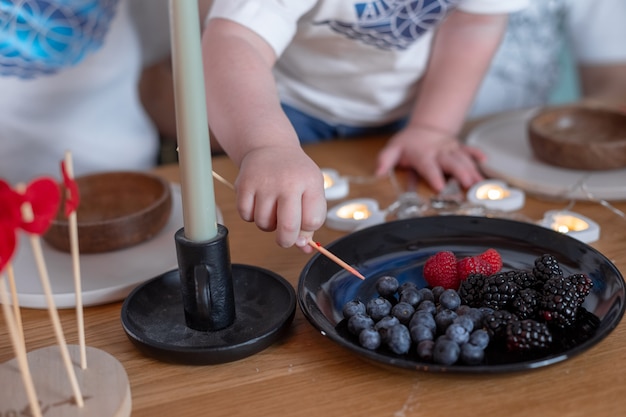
[281,103,407,144]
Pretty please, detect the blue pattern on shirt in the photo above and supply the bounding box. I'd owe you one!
[319,0,461,50]
[0,0,119,78]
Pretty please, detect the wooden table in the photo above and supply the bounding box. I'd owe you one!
[2,136,626,417]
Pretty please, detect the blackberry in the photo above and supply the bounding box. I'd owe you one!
[532,254,563,286]
[506,319,552,352]
[510,288,540,320]
[566,273,594,303]
[539,276,580,328]
[506,269,537,290]
[483,309,518,339]
[481,272,520,310]
[458,273,486,307]
[554,307,601,350]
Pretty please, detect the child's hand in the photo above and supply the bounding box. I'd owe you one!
[235,145,327,249]
[375,124,486,192]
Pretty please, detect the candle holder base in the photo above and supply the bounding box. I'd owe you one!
[120,264,296,365]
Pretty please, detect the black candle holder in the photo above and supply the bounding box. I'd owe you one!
[121,224,296,365]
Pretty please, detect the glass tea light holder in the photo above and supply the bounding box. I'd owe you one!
[539,210,600,244]
[467,180,525,212]
[321,168,349,201]
[326,198,386,232]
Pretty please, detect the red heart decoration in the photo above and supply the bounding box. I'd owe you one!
[0,180,22,273]
[19,177,61,235]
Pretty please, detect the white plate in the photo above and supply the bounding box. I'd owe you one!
[9,184,223,309]
[466,109,626,201]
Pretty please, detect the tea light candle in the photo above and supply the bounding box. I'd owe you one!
[170,0,217,241]
[539,210,600,243]
[326,198,385,231]
[321,168,349,200]
[467,180,525,212]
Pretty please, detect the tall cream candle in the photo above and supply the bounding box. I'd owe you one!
[169,0,217,241]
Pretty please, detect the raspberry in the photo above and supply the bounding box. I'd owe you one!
[423,251,460,289]
[478,248,503,274]
[456,256,491,281]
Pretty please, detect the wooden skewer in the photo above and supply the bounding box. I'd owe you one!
[6,263,25,344]
[0,274,43,417]
[64,151,87,370]
[308,240,366,280]
[17,185,84,408]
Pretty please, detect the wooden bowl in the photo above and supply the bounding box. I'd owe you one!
[43,171,172,253]
[528,105,626,170]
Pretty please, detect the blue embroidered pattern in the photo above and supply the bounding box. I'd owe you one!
[319,0,461,50]
[0,0,119,78]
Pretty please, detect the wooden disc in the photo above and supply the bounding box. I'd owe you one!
[0,345,131,417]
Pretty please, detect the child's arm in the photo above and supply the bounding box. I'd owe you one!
[376,11,508,192]
[202,18,326,250]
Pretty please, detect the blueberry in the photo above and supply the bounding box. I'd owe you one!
[435,309,458,334]
[445,323,470,345]
[391,302,415,325]
[431,286,445,303]
[468,329,490,349]
[374,315,400,341]
[342,299,366,319]
[409,310,436,332]
[376,275,399,297]
[439,289,461,310]
[452,315,474,333]
[398,281,418,293]
[410,324,434,343]
[456,304,472,316]
[419,288,435,303]
[366,297,393,321]
[416,340,435,361]
[347,313,374,336]
[386,324,411,355]
[465,307,485,330]
[416,299,436,315]
[375,315,400,331]
[359,328,382,350]
[399,287,422,307]
[433,336,460,365]
[460,342,485,365]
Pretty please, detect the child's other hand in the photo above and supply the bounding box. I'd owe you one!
[375,124,486,192]
[235,145,327,248]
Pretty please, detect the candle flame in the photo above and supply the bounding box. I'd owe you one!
[551,214,589,233]
[476,184,510,201]
[323,173,334,189]
[336,203,371,220]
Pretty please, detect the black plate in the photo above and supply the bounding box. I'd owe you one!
[298,216,625,373]
[121,264,296,365]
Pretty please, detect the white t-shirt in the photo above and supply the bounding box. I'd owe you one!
[0,0,159,185]
[469,0,626,118]
[209,0,528,126]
